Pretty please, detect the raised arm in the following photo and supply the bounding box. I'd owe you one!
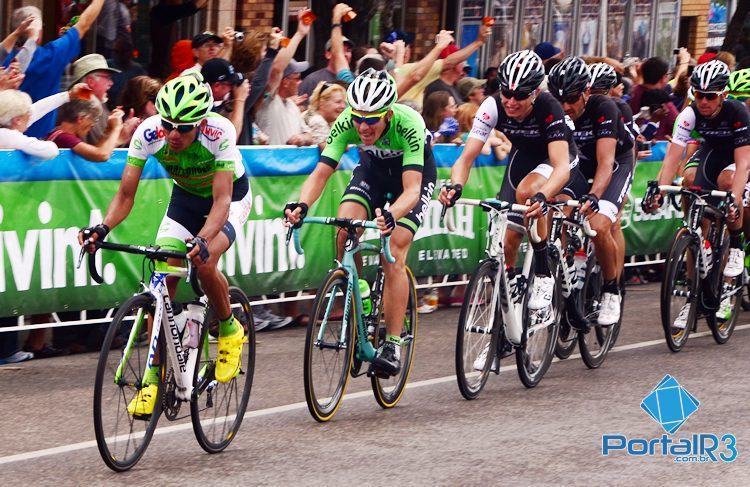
[442,24,491,71]
[73,0,106,38]
[267,10,311,95]
[331,3,353,76]
[396,30,454,96]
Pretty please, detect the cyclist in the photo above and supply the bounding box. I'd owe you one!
[547,57,634,326]
[439,50,587,312]
[588,62,639,143]
[644,60,750,327]
[79,73,252,416]
[284,68,436,377]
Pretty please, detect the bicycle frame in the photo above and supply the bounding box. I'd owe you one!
[291,216,395,363]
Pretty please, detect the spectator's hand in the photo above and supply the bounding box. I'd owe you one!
[233,79,250,103]
[296,8,313,37]
[222,26,235,48]
[268,27,282,50]
[289,93,308,108]
[477,24,491,44]
[13,15,36,39]
[380,42,396,59]
[0,62,25,90]
[677,47,690,65]
[435,30,454,49]
[637,150,652,160]
[108,107,125,129]
[69,83,94,101]
[333,3,353,24]
[121,109,140,139]
[287,133,313,146]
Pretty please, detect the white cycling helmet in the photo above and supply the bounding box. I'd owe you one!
[347,68,398,112]
[690,60,730,92]
[589,62,618,91]
[498,50,545,93]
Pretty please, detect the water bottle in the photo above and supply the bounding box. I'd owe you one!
[172,303,187,337]
[562,252,576,298]
[359,279,372,316]
[699,239,713,278]
[574,251,587,290]
[183,302,206,349]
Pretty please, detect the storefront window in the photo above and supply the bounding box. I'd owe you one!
[654,0,679,60]
[489,0,517,64]
[550,0,574,54]
[606,0,628,59]
[577,0,601,56]
[631,0,653,59]
[521,0,546,49]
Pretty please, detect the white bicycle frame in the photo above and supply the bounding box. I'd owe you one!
[133,267,205,401]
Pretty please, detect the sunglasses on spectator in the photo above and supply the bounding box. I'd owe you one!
[500,89,532,101]
[351,110,387,125]
[554,92,583,104]
[161,119,199,133]
[694,91,721,101]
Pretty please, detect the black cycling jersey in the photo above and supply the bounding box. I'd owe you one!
[470,91,579,167]
[573,94,634,180]
[612,97,638,141]
[672,99,750,150]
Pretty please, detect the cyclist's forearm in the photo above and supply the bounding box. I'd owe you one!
[389,187,420,221]
[731,149,750,200]
[591,140,616,197]
[657,143,684,185]
[539,141,570,198]
[197,199,230,241]
[102,194,135,230]
[299,163,334,206]
[451,138,484,186]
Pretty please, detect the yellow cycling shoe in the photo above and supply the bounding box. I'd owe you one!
[127,383,159,418]
[215,319,245,383]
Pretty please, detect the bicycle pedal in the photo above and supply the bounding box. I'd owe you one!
[366,363,391,380]
[131,412,152,422]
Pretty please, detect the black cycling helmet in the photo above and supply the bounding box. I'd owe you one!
[589,62,618,91]
[497,50,545,94]
[690,59,730,92]
[547,57,591,98]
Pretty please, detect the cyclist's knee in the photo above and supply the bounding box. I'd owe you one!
[590,214,613,240]
[682,168,696,187]
[717,170,734,190]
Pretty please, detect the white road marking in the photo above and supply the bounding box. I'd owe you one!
[1,324,747,466]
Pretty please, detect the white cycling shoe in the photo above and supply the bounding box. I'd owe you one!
[473,343,499,372]
[528,275,554,310]
[723,248,744,278]
[597,292,621,326]
[673,303,691,329]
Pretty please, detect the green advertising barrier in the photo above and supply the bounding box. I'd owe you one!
[0,144,679,316]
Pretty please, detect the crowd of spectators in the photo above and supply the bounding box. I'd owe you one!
[2,0,750,363]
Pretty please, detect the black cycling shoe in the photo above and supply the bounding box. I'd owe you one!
[371,342,401,377]
[565,291,589,331]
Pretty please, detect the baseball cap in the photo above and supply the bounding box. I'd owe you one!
[325,36,353,51]
[192,32,223,48]
[283,59,311,78]
[534,41,561,61]
[697,52,718,65]
[457,77,487,100]
[201,58,244,85]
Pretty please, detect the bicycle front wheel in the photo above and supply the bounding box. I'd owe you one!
[93,293,164,472]
[304,268,355,422]
[191,287,255,453]
[516,260,561,388]
[660,229,698,352]
[372,266,418,408]
[706,240,741,344]
[578,258,618,369]
[455,260,500,400]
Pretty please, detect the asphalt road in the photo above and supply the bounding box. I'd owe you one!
[1,282,748,485]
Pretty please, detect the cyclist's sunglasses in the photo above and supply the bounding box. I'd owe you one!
[500,89,532,101]
[554,92,583,104]
[351,110,387,125]
[694,91,722,101]
[161,119,199,133]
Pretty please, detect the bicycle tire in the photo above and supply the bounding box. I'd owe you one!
[578,258,618,369]
[705,240,741,344]
[372,266,419,408]
[304,268,355,422]
[455,259,500,400]
[660,229,698,352]
[555,314,578,360]
[191,287,255,453]
[516,257,561,388]
[93,293,164,472]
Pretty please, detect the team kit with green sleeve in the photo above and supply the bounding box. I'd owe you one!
[127,113,252,251]
[321,104,437,233]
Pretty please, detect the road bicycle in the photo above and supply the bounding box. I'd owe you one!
[80,233,255,471]
[551,200,623,369]
[288,217,417,422]
[444,198,561,400]
[644,182,742,352]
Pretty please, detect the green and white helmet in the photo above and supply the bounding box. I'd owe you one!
[155,73,213,124]
[347,68,398,112]
[728,68,750,97]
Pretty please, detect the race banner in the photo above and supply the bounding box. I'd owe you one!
[0,143,678,315]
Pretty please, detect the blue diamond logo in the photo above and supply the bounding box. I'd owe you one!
[640,374,700,434]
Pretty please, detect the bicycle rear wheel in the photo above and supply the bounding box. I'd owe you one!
[516,259,561,388]
[304,268,355,422]
[372,266,418,408]
[191,287,255,453]
[578,258,619,369]
[660,230,698,352]
[93,293,164,472]
[455,260,500,400]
